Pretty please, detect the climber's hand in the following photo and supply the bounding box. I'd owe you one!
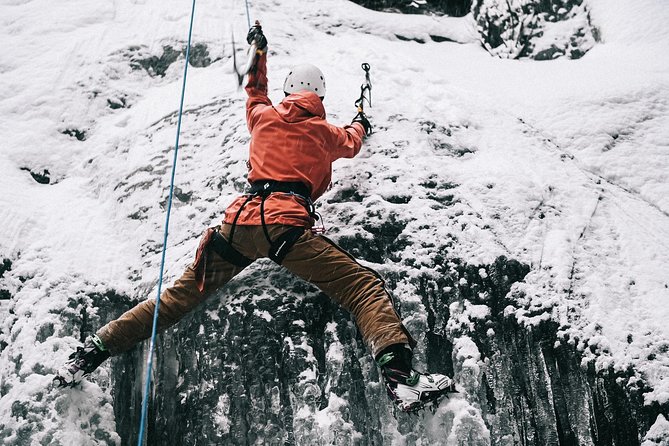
[352,111,372,136]
[246,21,267,52]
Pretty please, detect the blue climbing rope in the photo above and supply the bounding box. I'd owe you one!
[136,0,197,444]
[244,0,252,29]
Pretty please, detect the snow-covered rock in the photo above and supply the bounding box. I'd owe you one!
[472,0,597,59]
[1,0,668,444]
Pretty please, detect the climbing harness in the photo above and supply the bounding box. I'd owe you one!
[354,63,372,113]
[136,0,197,444]
[226,181,318,264]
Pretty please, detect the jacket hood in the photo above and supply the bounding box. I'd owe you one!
[274,90,326,123]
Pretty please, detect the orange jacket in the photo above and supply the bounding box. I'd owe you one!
[223,53,366,228]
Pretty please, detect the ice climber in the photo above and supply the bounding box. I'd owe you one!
[54,24,455,413]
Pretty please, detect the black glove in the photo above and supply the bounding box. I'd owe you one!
[352,111,373,136]
[246,23,268,52]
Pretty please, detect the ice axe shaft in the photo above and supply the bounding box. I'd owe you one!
[232,39,258,87]
[354,63,372,112]
[233,20,262,87]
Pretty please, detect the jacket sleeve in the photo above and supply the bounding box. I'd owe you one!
[246,52,272,131]
[327,122,366,160]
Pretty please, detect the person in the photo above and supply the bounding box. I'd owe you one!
[54,24,455,413]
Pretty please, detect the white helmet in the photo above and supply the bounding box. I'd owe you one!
[283,64,326,98]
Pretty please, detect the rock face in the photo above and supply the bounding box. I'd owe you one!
[89,107,665,443]
[105,245,661,445]
[2,1,668,444]
[349,0,472,17]
[471,0,598,59]
[351,0,598,59]
[3,97,663,446]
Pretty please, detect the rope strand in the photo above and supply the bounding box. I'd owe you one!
[136,0,197,443]
[244,0,251,29]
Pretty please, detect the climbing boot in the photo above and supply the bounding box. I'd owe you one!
[377,344,456,413]
[53,335,110,388]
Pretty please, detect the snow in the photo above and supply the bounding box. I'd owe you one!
[253,308,272,322]
[213,394,231,435]
[643,414,669,446]
[1,0,669,443]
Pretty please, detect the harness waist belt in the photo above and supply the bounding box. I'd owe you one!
[249,180,312,201]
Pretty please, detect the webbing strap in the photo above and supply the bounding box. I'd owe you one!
[228,194,255,244]
[259,195,273,244]
[249,180,312,201]
[268,227,305,264]
[209,230,253,267]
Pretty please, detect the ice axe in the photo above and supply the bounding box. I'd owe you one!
[354,62,372,113]
[232,20,262,87]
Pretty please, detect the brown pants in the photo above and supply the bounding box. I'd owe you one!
[97,224,414,358]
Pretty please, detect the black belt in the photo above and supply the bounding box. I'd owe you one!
[248,180,317,222]
[249,180,312,202]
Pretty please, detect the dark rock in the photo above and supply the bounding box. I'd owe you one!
[420,178,458,190]
[116,267,387,445]
[134,45,181,77]
[383,194,411,204]
[534,45,563,60]
[11,400,29,420]
[395,34,425,44]
[419,120,474,157]
[173,187,192,203]
[131,42,213,78]
[350,0,472,17]
[186,43,212,68]
[128,206,150,221]
[158,187,192,209]
[472,0,598,60]
[337,213,410,263]
[20,167,51,184]
[0,259,11,278]
[36,323,54,343]
[107,97,127,110]
[328,187,365,203]
[61,128,87,141]
[430,34,455,42]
